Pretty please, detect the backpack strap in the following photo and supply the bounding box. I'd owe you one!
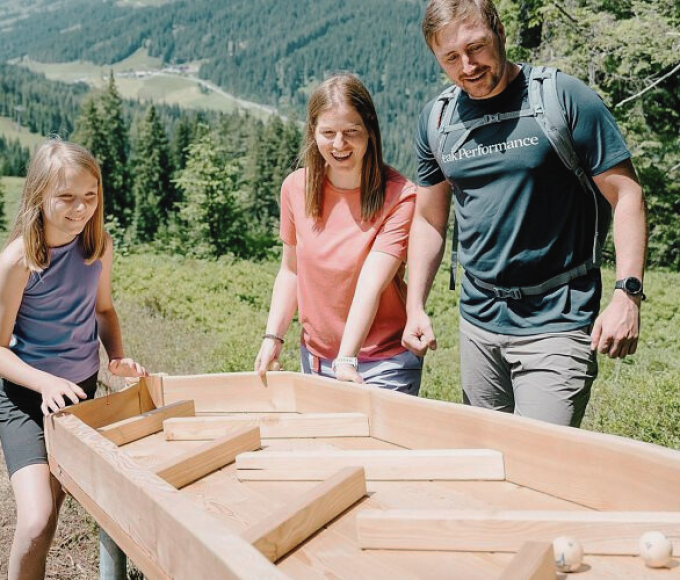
[427,85,460,290]
[529,65,603,269]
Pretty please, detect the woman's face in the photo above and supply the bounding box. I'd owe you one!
[314,102,369,187]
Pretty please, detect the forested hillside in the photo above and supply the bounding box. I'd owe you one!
[0,0,678,266]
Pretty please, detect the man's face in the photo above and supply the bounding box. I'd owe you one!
[432,18,509,100]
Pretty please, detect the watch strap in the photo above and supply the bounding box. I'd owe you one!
[332,356,358,372]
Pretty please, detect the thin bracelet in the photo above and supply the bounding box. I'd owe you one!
[262,333,285,344]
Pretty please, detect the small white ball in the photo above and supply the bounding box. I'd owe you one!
[639,531,673,568]
[553,536,584,573]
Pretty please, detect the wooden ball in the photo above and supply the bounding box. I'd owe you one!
[639,531,673,568]
[267,360,282,372]
[553,536,584,573]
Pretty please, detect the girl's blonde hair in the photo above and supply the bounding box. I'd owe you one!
[10,138,107,272]
[302,73,386,221]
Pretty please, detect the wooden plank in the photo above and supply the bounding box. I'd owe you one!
[242,466,367,562]
[367,387,680,511]
[45,411,285,579]
[164,413,370,440]
[49,456,171,580]
[99,400,195,446]
[498,542,556,580]
[293,373,372,415]
[155,426,261,489]
[355,509,680,555]
[161,372,296,412]
[141,374,166,408]
[236,449,505,481]
[61,383,142,429]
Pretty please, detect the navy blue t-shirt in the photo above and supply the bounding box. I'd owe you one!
[415,64,631,335]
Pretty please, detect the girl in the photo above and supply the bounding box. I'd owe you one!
[255,73,422,394]
[0,139,146,579]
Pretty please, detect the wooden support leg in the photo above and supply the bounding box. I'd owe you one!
[99,529,126,580]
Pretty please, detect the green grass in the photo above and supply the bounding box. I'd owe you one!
[0,116,46,149]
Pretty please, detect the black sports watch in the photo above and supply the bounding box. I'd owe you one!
[614,277,646,300]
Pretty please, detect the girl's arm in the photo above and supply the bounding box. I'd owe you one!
[334,251,403,383]
[0,241,88,413]
[95,236,147,377]
[254,243,298,378]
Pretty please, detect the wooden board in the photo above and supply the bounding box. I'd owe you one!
[498,542,556,580]
[164,413,369,440]
[356,509,680,554]
[236,449,505,481]
[242,466,367,562]
[99,400,195,446]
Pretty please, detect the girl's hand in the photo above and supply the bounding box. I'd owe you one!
[108,357,148,377]
[333,363,364,384]
[40,378,88,416]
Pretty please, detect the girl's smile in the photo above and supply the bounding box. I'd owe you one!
[43,167,99,246]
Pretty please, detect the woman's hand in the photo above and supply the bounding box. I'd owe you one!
[40,378,88,415]
[108,357,148,377]
[255,338,284,382]
[333,362,364,384]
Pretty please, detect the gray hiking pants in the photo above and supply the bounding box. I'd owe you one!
[459,317,597,427]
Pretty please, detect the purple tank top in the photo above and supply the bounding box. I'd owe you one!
[11,236,102,383]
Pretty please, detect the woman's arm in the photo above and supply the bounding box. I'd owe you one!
[334,251,403,383]
[254,243,298,378]
[95,236,147,377]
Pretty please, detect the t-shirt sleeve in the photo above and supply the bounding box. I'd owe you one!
[279,176,297,246]
[415,98,448,187]
[371,183,416,261]
[558,72,631,176]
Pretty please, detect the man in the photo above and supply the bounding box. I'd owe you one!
[403,0,647,426]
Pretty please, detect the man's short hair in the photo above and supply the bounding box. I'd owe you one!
[422,0,503,50]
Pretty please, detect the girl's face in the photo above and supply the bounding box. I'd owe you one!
[314,102,369,188]
[42,167,99,247]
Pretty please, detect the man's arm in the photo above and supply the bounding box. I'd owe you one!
[402,180,452,356]
[590,159,647,358]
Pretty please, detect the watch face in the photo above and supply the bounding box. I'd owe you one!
[624,277,642,294]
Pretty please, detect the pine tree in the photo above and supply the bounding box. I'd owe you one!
[171,113,193,171]
[73,79,132,226]
[132,105,176,242]
[174,131,248,258]
[99,73,132,226]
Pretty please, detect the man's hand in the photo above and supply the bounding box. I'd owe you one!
[590,292,641,358]
[402,310,437,357]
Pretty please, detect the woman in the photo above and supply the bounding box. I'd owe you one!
[255,73,421,394]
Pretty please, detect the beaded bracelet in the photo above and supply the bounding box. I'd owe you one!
[262,333,285,344]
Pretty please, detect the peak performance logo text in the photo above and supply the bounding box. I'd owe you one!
[442,136,539,163]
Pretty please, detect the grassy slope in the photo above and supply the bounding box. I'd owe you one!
[14,48,272,118]
[112,251,680,450]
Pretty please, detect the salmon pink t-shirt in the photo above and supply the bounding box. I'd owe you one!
[280,167,416,361]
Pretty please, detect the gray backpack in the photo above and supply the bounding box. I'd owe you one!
[427,65,606,297]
